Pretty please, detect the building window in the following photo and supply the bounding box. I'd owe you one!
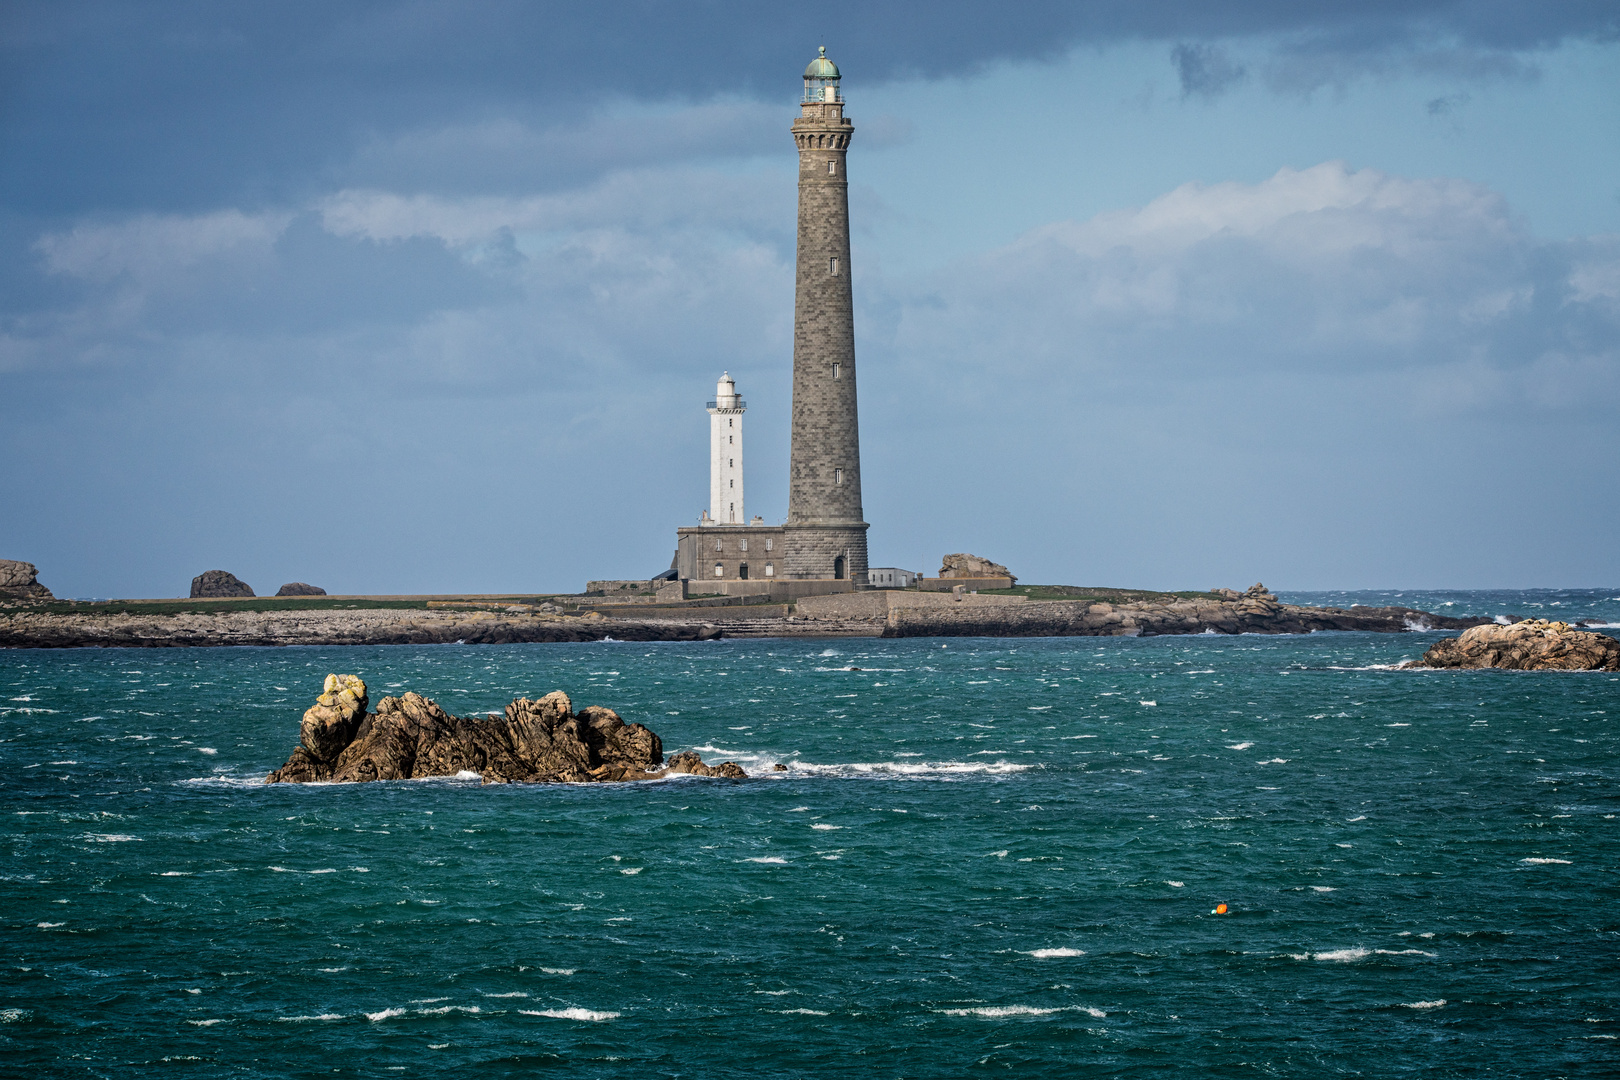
[828,159,837,175]
[832,362,840,379]
[728,459,733,468]
[740,539,748,552]
[765,562,774,577]
[729,435,733,444]
[834,467,843,485]
[715,538,723,551]
[714,564,724,577]
[765,538,773,552]
[729,479,734,488]
[728,419,732,427]
[829,256,839,275]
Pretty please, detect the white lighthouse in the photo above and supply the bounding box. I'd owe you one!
[707,372,745,524]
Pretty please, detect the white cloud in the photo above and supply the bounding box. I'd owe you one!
[887,161,1618,416]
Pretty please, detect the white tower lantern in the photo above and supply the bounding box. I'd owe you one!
[707,372,745,524]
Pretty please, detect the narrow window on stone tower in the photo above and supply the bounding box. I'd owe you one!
[729,459,733,468]
[835,468,843,485]
[829,256,839,275]
[827,159,836,175]
[832,362,840,379]
[765,538,773,551]
[740,539,748,552]
[715,538,723,552]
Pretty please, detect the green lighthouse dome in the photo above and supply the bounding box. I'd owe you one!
[804,46,839,80]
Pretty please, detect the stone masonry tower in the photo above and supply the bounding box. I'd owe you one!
[707,372,745,524]
[784,47,867,584]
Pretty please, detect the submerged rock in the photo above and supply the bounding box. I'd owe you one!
[266,676,746,784]
[1412,619,1620,672]
[191,570,254,598]
[276,582,327,596]
[0,559,53,601]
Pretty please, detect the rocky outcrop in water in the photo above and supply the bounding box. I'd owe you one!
[0,560,53,601]
[939,553,1014,582]
[276,582,326,596]
[265,675,744,784]
[191,570,254,598]
[1410,619,1620,672]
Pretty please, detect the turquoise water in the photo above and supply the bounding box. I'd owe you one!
[3,590,1618,1077]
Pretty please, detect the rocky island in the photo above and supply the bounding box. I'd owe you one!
[267,674,745,784]
[1406,619,1620,672]
[0,581,1499,646]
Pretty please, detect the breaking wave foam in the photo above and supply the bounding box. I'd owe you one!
[518,1008,619,1021]
[937,1005,1105,1019]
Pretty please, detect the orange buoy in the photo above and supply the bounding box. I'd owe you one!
[1213,903,1229,915]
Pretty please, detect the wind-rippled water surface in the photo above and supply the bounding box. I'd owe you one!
[3,590,1618,1077]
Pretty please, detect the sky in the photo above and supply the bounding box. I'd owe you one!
[2,1,1618,598]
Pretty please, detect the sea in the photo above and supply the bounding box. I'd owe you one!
[3,589,1617,1077]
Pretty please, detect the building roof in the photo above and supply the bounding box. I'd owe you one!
[804,46,839,80]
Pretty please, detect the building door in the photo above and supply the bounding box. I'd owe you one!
[739,563,749,580]
[833,555,845,580]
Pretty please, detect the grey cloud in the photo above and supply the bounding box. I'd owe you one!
[1172,42,1247,99]
[4,2,1614,214]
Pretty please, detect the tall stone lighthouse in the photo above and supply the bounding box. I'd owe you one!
[783,47,867,584]
[672,48,868,594]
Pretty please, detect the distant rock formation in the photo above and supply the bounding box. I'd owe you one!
[1411,619,1620,672]
[266,675,745,784]
[939,553,1015,583]
[0,560,53,601]
[191,570,254,598]
[276,583,326,597]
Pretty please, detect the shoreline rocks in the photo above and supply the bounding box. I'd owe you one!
[192,570,254,598]
[880,583,1491,638]
[267,675,745,784]
[1408,619,1620,671]
[0,560,53,601]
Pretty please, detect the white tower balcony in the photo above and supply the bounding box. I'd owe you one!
[707,372,746,524]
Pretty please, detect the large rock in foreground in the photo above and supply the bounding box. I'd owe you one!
[191,570,254,598]
[266,676,745,784]
[1412,620,1620,672]
[0,559,53,601]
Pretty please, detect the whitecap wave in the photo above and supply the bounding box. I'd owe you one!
[366,1008,406,1021]
[1023,948,1084,958]
[1521,857,1572,865]
[1310,948,1369,962]
[278,1014,345,1022]
[773,1008,830,1015]
[937,1005,1104,1018]
[518,1008,619,1021]
[781,760,1033,780]
[84,833,140,842]
[1399,1000,1446,1009]
[743,856,788,864]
